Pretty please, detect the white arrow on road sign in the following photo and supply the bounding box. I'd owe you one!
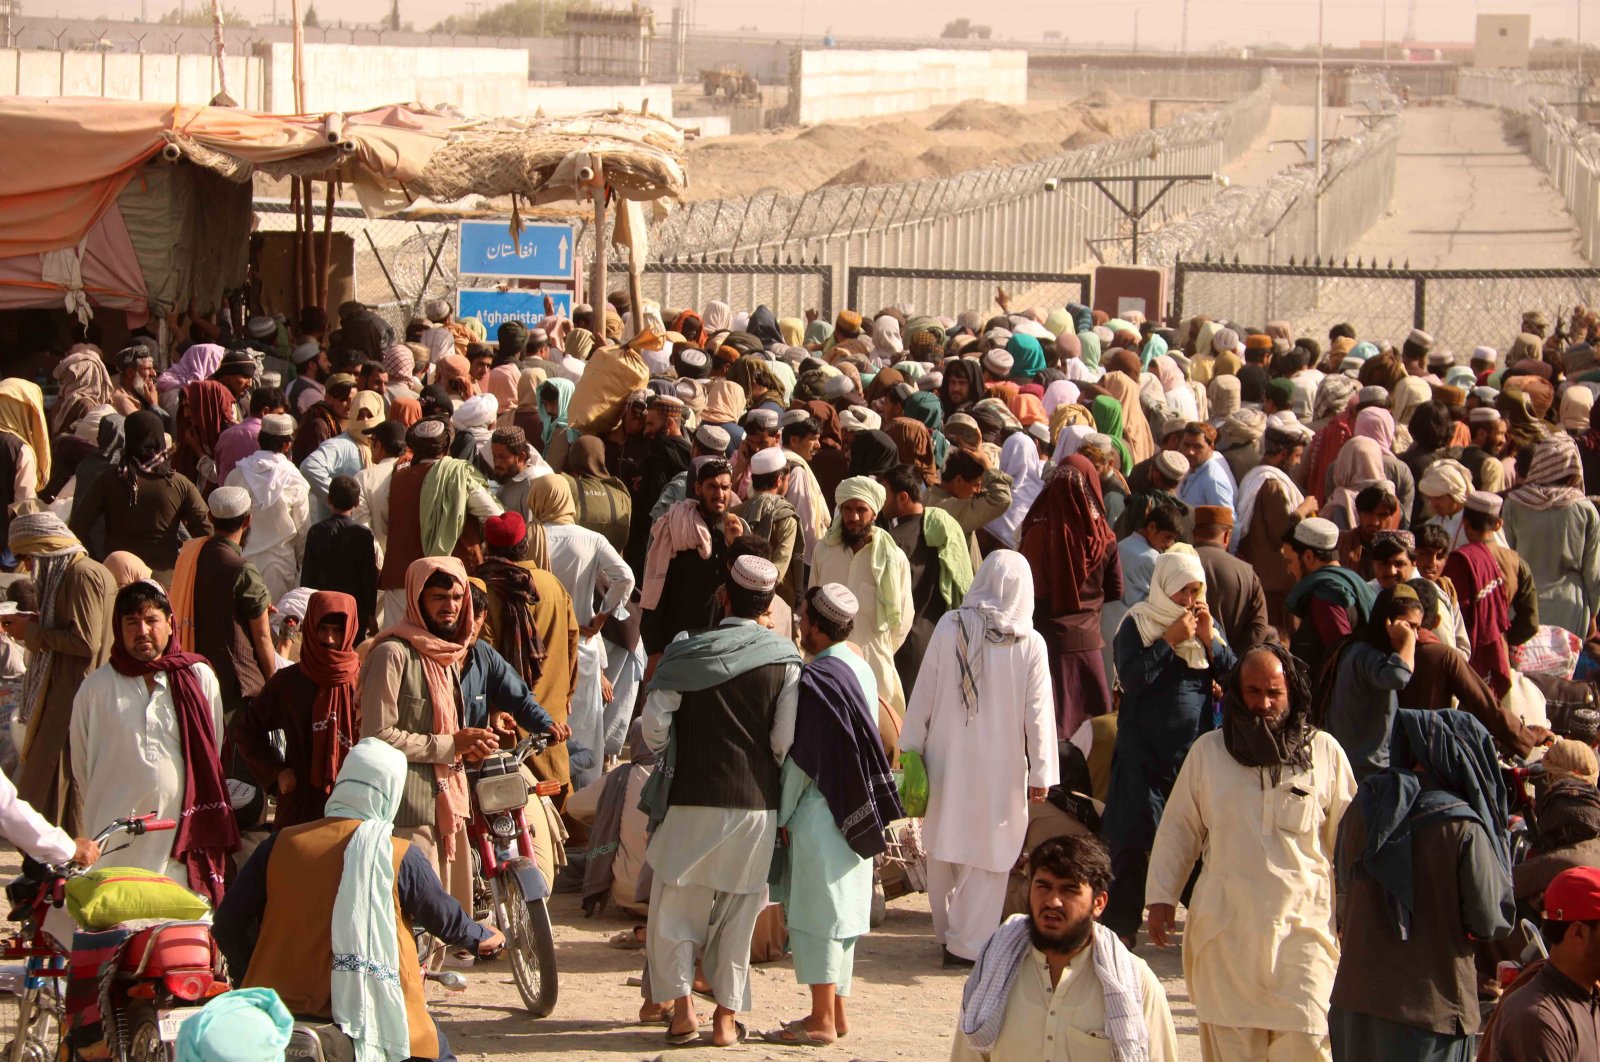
[559,236,569,272]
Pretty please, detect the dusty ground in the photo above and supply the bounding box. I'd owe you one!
[682,91,1193,202]
[439,885,1203,1061]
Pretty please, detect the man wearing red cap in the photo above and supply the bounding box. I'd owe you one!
[475,510,579,797]
[1478,870,1600,1055]
[1479,866,1600,1060]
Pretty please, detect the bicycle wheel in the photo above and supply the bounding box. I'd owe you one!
[499,873,559,1017]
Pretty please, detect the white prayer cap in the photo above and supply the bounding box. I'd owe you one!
[1467,407,1502,426]
[260,413,295,438]
[1471,346,1498,364]
[1357,385,1389,407]
[810,582,859,626]
[780,408,812,428]
[259,371,282,390]
[451,393,498,430]
[750,448,787,476]
[1267,410,1312,441]
[838,407,881,433]
[695,424,730,452]
[246,315,277,339]
[292,340,321,366]
[919,371,942,392]
[1470,386,1499,405]
[1406,328,1434,349]
[1154,450,1189,482]
[1083,432,1115,450]
[743,408,779,431]
[1026,422,1051,445]
[209,486,251,520]
[678,348,709,370]
[982,349,1014,376]
[410,418,446,439]
[1291,517,1340,552]
[1465,490,1504,517]
[823,375,855,399]
[730,555,778,593]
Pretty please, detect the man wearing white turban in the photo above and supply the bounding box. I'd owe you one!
[808,476,913,713]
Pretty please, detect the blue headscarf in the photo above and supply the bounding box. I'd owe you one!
[1351,709,1512,939]
[1140,332,1169,371]
[1006,334,1047,382]
[175,988,294,1061]
[537,377,575,447]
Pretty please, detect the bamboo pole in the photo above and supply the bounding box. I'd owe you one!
[588,158,608,325]
[318,179,336,312]
[289,0,306,113]
[300,177,316,311]
[289,177,303,319]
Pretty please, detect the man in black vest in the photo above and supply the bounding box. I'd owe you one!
[188,486,277,723]
[640,554,803,1048]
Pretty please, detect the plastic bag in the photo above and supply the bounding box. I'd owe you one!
[898,748,928,818]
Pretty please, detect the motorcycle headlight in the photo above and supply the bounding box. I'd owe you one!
[474,772,529,815]
[490,813,518,840]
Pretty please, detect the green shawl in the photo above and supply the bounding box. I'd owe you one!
[639,621,804,830]
[1284,564,1377,620]
[419,456,488,559]
[1090,395,1134,473]
[921,506,974,610]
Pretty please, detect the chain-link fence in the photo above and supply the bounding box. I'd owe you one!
[1173,262,1600,356]
[846,268,1090,320]
[603,262,834,317]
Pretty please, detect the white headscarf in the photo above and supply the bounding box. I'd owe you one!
[1042,380,1080,417]
[1123,547,1215,669]
[702,300,733,333]
[986,433,1045,550]
[952,550,1035,720]
[421,326,454,364]
[870,316,904,364]
[327,738,411,1062]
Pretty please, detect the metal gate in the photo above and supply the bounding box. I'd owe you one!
[1172,259,1600,356]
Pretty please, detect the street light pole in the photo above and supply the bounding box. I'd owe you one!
[1314,0,1325,261]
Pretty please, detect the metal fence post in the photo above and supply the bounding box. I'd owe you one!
[1414,276,1427,330]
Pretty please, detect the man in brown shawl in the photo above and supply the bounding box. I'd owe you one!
[3,513,116,831]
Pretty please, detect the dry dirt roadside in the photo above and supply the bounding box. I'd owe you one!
[440,887,1203,1061]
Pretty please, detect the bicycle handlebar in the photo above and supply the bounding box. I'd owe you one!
[90,813,175,846]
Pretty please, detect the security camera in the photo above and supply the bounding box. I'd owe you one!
[1043,177,1060,192]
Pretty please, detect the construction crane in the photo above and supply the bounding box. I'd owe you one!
[1403,0,1418,51]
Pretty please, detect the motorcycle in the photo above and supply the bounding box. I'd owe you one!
[466,730,560,1017]
[0,813,226,1062]
[283,942,468,1062]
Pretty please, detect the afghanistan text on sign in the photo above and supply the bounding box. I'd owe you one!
[458,220,576,282]
[458,289,574,330]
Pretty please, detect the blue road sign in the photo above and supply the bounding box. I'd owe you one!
[458,220,576,281]
[457,289,573,330]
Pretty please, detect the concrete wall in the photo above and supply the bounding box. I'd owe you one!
[0,47,264,107]
[794,48,1027,125]
[263,42,531,114]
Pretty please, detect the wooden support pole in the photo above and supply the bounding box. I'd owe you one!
[588,158,608,325]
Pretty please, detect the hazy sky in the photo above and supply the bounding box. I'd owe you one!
[29,0,1598,51]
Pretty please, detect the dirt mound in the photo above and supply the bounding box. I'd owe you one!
[1080,88,1125,109]
[823,156,936,188]
[929,98,1031,134]
[1062,127,1114,150]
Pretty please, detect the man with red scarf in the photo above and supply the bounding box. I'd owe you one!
[231,591,363,830]
[1444,492,1517,698]
[70,581,237,904]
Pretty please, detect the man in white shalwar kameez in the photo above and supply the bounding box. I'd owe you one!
[222,413,309,603]
[902,550,1058,966]
[71,583,226,883]
[808,476,913,713]
[528,475,637,789]
[1145,643,1356,1062]
[642,556,803,1048]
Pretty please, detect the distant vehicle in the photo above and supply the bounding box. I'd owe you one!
[700,67,760,101]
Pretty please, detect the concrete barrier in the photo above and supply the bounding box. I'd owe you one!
[794,48,1027,125]
[1,48,265,108]
[262,42,531,114]
[525,83,676,119]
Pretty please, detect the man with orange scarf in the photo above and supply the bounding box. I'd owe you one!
[359,558,500,908]
[232,592,363,830]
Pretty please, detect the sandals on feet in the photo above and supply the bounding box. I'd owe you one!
[760,1018,835,1047]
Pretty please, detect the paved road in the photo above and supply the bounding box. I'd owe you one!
[1348,103,1588,270]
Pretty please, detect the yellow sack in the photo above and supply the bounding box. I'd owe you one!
[566,343,649,436]
[66,867,210,930]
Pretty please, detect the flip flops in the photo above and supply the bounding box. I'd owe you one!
[710,1020,749,1048]
[759,1019,835,1047]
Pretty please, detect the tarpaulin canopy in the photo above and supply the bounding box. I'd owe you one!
[0,97,688,260]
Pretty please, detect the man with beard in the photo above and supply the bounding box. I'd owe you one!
[1146,644,1356,1062]
[809,476,912,715]
[360,558,501,911]
[624,393,691,579]
[876,463,972,699]
[488,425,550,519]
[950,834,1177,1061]
[640,458,747,658]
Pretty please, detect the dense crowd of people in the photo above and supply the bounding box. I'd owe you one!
[0,291,1597,1059]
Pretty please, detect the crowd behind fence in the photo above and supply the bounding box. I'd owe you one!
[1173,261,1600,357]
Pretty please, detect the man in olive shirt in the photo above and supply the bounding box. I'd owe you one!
[1479,866,1600,1061]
